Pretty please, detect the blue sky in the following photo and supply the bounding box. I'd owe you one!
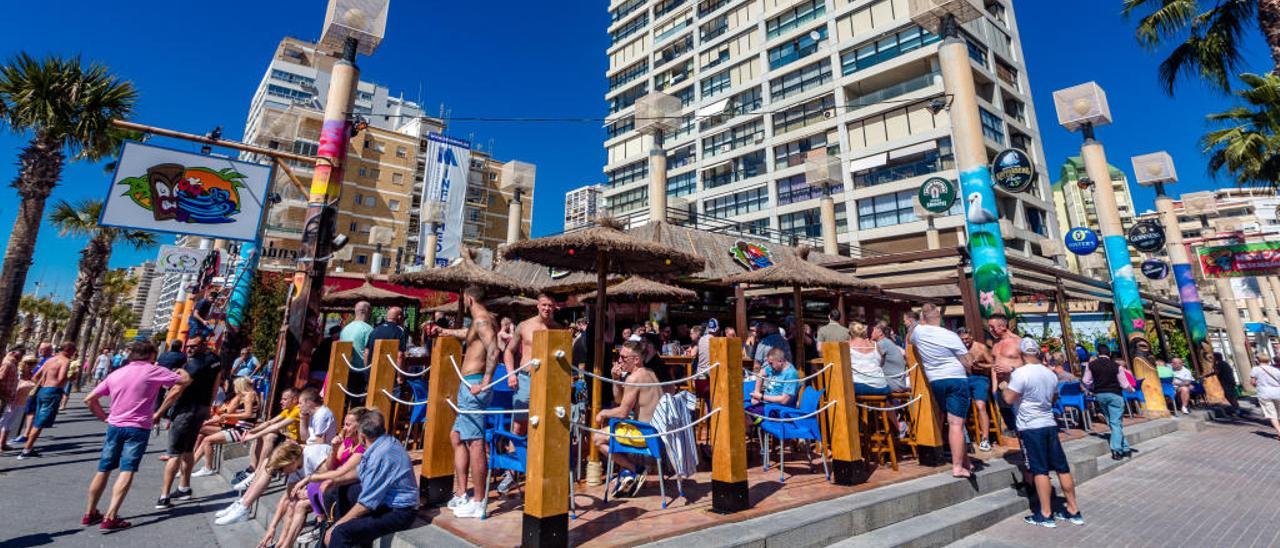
[0,0,1267,301]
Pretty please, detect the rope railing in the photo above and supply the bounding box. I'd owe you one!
[854,394,922,411]
[445,398,530,415]
[380,389,429,406]
[386,354,428,378]
[450,355,472,387]
[342,353,372,373]
[743,400,837,422]
[572,362,719,388]
[748,362,833,384]
[574,408,721,439]
[478,359,539,392]
[335,382,367,398]
[853,363,919,379]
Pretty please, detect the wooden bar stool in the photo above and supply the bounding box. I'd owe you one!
[888,391,919,462]
[967,398,1006,448]
[856,395,899,471]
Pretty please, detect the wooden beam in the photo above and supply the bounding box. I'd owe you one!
[906,344,945,466]
[523,329,574,546]
[364,339,399,422]
[111,119,318,164]
[734,284,748,338]
[322,340,353,414]
[955,263,983,335]
[271,157,310,195]
[821,341,865,484]
[793,284,806,374]
[420,336,462,504]
[824,247,959,270]
[1055,278,1078,371]
[709,336,748,513]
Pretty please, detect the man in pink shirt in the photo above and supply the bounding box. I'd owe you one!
[81,341,190,531]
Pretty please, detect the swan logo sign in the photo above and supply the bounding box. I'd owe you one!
[1064,227,1099,255]
[917,177,956,214]
[100,142,272,242]
[991,149,1036,193]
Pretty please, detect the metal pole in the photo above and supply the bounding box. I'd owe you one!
[937,16,1014,319]
[1079,128,1168,416]
[275,37,360,402]
[110,120,317,166]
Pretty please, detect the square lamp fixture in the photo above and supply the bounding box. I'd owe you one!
[421,200,444,225]
[1181,191,1218,216]
[368,225,394,246]
[908,0,983,35]
[1131,151,1178,187]
[635,92,682,135]
[319,0,390,56]
[1052,82,1112,131]
[500,160,537,192]
[804,150,842,188]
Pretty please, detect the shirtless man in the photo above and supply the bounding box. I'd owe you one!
[958,327,996,451]
[592,340,661,498]
[503,293,561,437]
[989,317,1022,383]
[427,286,499,519]
[20,342,75,459]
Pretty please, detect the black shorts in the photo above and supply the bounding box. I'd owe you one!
[1019,426,1070,476]
[168,406,210,456]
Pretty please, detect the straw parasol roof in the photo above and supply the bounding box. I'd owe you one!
[500,217,706,276]
[495,260,620,295]
[578,276,698,302]
[391,247,530,296]
[425,295,539,317]
[721,246,879,290]
[322,281,418,308]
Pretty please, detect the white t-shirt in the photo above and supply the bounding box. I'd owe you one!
[306,405,337,445]
[1007,363,1059,431]
[1171,367,1194,385]
[908,324,969,381]
[1251,365,1280,400]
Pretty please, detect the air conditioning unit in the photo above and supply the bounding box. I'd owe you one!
[1052,82,1112,131]
[1131,151,1177,187]
[319,0,389,56]
[908,0,983,35]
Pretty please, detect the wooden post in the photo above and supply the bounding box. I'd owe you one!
[1055,279,1078,371]
[734,284,748,338]
[821,341,865,484]
[523,329,573,547]
[793,285,806,374]
[906,344,945,466]
[586,256,608,485]
[709,337,748,512]
[955,264,983,335]
[420,336,462,504]
[364,339,399,422]
[1150,305,1170,358]
[322,340,352,414]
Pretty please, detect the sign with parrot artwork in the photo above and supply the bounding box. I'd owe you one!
[100,141,272,241]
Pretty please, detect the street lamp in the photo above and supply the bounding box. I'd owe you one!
[909,0,1015,320]
[636,91,681,224]
[1131,152,1226,403]
[804,149,842,255]
[1054,82,1168,417]
[501,161,536,245]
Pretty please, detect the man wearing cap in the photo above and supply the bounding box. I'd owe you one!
[1001,337,1082,528]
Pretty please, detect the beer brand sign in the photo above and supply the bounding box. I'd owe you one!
[1198,241,1280,278]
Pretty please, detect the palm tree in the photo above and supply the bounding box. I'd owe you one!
[0,53,137,350]
[1201,73,1280,188]
[18,294,39,347]
[38,301,70,346]
[1123,0,1280,94]
[86,271,136,354]
[50,199,155,348]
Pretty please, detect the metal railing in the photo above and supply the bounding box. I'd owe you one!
[578,206,855,256]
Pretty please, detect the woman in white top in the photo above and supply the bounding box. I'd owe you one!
[1249,353,1280,439]
[848,322,891,396]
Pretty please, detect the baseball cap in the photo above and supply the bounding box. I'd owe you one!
[1019,337,1040,356]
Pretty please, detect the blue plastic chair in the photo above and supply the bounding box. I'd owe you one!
[1160,378,1177,410]
[1054,381,1090,430]
[758,387,828,482]
[402,377,429,447]
[1124,378,1146,417]
[602,418,679,508]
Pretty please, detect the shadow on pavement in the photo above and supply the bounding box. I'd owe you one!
[3,527,79,547]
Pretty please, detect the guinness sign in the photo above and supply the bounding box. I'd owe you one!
[1127,220,1166,253]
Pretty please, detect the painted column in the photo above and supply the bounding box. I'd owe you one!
[648,131,668,223]
[820,195,839,255]
[1258,277,1280,328]
[1154,187,1224,403]
[423,224,439,268]
[1081,137,1168,416]
[506,190,523,245]
[939,32,1013,319]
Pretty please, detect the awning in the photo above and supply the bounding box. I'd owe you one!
[889,140,937,160]
[1245,322,1279,336]
[696,97,731,117]
[848,152,888,173]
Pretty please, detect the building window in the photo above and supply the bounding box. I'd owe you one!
[1025,207,1048,236]
[291,140,319,157]
[353,193,364,206]
[772,94,834,136]
[995,58,1020,90]
[270,69,315,87]
[702,149,766,189]
[355,255,368,265]
[702,118,764,159]
[979,107,1005,144]
[858,190,920,229]
[767,25,827,70]
[395,146,407,158]
[610,13,648,45]
[699,86,762,132]
[853,138,955,187]
[668,143,697,170]
[266,84,313,103]
[392,172,404,184]
[607,160,648,188]
[772,129,839,170]
[700,69,732,99]
[611,0,645,22]
[349,221,360,232]
[673,85,695,107]
[669,171,697,197]
[609,83,648,114]
[606,117,635,140]
[769,60,832,102]
[389,199,401,211]
[608,61,649,92]
[704,186,769,218]
[655,35,694,70]
[840,25,940,76]
[356,91,375,102]
[608,186,649,213]
[766,0,825,40]
[780,204,848,239]
[776,174,843,206]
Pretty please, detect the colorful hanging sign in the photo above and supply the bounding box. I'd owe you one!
[101,141,272,241]
[961,166,1013,318]
[991,148,1037,193]
[549,267,571,280]
[1140,258,1169,280]
[1197,241,1280,278]
[418,133,472,267]
[1064,227,1100,255]
[729,240,774,271]
[1127,220,1166,253]
[917,177,957,214]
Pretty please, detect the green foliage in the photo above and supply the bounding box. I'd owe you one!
[1122,0,1258,94]
[1202,73,1280,190]
[246,272,288,365]
[0,52,138,161]
[1146,320,1191,360]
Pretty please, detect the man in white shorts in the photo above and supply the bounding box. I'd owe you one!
[1249,353,1280,440]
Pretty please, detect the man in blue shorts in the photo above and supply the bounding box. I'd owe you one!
[908,304,975,478]
[499,293,560,493]
[19,342,75,460]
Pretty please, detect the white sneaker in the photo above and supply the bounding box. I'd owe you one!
[296,528,321,545]
[978,440,992,452]
[215,501,244,519]
[191,467,216,478]
[446,494,469,509]
[452,500,486,519]
[233,472,256,491]
[214,502,250,525]
[1181,407,1190,414]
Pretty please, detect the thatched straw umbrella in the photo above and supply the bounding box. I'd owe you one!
[577,276,697,303]
[722,246,879,370]
[391,247,529,321]
[321,281,419,310]
[425,295,539,319]
[501,217,705,481]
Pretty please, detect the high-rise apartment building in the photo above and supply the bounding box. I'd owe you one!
[565,184,605,230]
[601,0,1058,257]
[243,38,533,274]
[124,260,162,333]
[1053,156,1137,278]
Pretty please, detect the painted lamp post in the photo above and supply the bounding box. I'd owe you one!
[804,149,843,255]
[909,0,1014,318]
[637,91,682,225]
[1053,82,1168,417]
[1131,152,1225,404]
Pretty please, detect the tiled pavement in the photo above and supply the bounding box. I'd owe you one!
[952,414,1280,548]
